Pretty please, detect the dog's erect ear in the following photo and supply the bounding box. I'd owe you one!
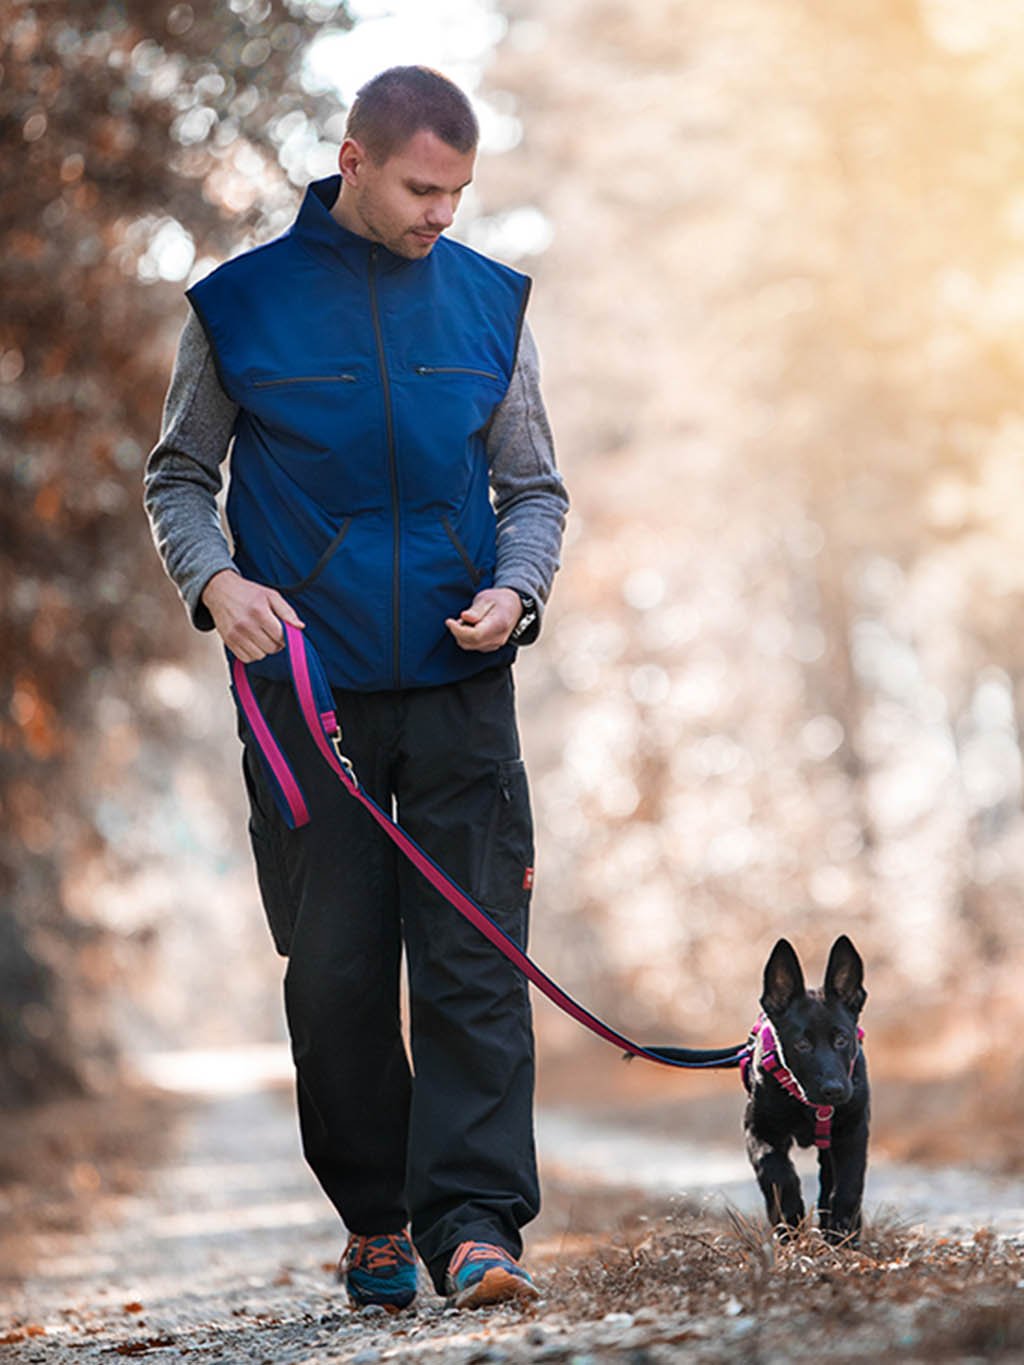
[761,939,806,1017]
[824,935,866,1016]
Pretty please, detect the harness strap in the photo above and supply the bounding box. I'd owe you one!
[232,626,750,1072]
[740,1013,864,1149]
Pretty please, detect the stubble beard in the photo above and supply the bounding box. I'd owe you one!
[356,194,437,260]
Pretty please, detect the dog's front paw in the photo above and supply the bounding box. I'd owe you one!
[819,1218,861,1248]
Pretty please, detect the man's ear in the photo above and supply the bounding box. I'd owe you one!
[761,939,806,1018]
[338,137,368,186]
[824,935,866,1016]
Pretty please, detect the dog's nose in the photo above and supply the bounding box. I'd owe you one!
[819,1080,850,1105]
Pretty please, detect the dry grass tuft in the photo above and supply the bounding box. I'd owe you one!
[543,1202,1024,1358]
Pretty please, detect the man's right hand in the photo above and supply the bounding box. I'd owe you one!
[201,569,305,662]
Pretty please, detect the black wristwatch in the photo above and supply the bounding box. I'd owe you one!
[508,591,539,645]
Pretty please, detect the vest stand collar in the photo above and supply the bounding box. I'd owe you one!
[292,175,418,273]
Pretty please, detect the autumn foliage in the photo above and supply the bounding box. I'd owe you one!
[0,0,343,1105]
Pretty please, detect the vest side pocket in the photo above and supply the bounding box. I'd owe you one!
[272,515,353,596]
[440,513,483,587]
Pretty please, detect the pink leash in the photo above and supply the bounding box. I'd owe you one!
[231,624,750,1072]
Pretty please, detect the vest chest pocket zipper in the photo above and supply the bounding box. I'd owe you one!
[252,373,358,388]
[415,365,502,383]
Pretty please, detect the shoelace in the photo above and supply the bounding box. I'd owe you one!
[449,1241,514,1276]
[346,1232,415,1271]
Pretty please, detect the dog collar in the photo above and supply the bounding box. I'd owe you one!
[739,1013,863,1151]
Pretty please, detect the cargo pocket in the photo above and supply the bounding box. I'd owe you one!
[475,758,535,921]
[241,745,297,957]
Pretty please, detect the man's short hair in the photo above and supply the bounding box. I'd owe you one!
[345,66,479,164]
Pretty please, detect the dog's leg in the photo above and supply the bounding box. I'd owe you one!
[746,1128,805,1234]
[818,1113,868,1245]
[816,1146,835,1232]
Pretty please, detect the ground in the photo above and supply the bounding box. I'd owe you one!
[1,1060,1023,1363]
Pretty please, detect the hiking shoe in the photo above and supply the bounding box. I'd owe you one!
[444,1241,539,1309]
[340,1230,418,1310]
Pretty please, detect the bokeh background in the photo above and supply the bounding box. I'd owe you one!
[5,0,1024,1166]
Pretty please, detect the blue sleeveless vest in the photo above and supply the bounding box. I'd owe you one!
[186,175,531,691]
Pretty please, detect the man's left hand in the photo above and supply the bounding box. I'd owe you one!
[445,588,522,653]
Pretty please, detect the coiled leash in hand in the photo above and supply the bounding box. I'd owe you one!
[231,623,750,1072]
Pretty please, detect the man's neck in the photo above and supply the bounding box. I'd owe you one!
[329,184,371,242]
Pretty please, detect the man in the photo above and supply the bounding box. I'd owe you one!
[144,66,567,1312]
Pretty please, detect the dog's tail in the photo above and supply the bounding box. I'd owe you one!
[623,1041,749,1068]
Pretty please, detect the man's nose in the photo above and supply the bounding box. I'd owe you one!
[427,197,455,228]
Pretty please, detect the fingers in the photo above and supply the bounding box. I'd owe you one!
[210,579,305,662]
[456,599,494,628]
[445,607,508,653]
[445,589,523,653]
[227,613,287,662]
[268,590,306,630]
[447,624,503,652]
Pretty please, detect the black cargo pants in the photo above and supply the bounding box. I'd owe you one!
[238,663,539,1292]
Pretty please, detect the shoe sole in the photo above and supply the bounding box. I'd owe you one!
[342,1273,417,1313]
[451,1266,539,1310]
[346,1296,415,1314]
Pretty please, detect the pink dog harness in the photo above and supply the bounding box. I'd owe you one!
[739,1013,864,1149]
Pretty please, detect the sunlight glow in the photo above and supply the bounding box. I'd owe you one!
[302,0,507,107]
[138,218,196,282]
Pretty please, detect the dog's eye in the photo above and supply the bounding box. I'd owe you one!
[834,1032,849,1048]
[793,1037,813,1053]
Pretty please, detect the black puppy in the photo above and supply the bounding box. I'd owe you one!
[743,935,869,1244]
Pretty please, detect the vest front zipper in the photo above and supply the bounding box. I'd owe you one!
[368,245,403,686]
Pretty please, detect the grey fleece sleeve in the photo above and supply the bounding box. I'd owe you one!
[143,309,239,632]
[145,308,568,639]
[488,322,569,640]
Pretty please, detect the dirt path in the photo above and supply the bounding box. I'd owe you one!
[3,1052,1023,1363]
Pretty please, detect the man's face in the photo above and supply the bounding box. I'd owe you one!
[338,128,476,259]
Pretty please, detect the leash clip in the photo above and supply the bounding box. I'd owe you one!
[330,728,359,789]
